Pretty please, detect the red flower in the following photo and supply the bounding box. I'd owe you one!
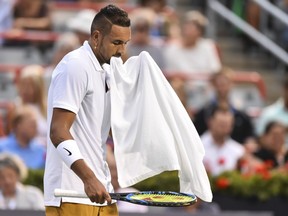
[254,164,267,174]
[239,159,248,168]
[216,177,230,189]
[218,157,225,165]
[264,160,274,169]
[254,164,271,180]
[261,171,271,180]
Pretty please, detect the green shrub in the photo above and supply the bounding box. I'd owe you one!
[24,169,45,191]
[133,171,179,191]
[24,168,288,201]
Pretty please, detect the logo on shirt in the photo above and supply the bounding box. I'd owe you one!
[63,148,72,156]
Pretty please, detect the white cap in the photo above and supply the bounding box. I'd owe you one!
[67,9,97,35]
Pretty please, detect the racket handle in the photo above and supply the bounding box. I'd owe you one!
[54,189,88,198]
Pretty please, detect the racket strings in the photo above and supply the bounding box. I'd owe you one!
[131,193,194,203]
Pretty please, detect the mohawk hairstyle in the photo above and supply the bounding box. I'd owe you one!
[90,4,131,35]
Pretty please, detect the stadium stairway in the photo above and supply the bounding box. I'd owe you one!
[216,35,283,105]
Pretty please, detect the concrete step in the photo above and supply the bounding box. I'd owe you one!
[217,37,272,68]
[216,36,282,104]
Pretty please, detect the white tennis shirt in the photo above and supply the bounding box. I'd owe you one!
[44,41,113,207]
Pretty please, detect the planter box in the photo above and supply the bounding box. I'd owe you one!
[213,193,288,216]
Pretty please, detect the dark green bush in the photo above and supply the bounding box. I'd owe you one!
[133,171,179,192]
[24,169,288,201]
[24,169,45,191]
[23,170,179,193]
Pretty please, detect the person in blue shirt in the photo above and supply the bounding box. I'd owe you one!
[0,0,13,46]
[0,105,46,169]
[256,77,288,138]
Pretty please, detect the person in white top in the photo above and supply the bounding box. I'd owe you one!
[0,153,44,210]
[7,64,48,147]
[44,4,131,216]
[201,107,245,176]
[164,10,221,75]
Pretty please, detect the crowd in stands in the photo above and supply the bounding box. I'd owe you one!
[0,0,288,213]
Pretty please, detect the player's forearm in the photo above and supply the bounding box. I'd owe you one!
[71,159,111,204]
[71,159,97,183]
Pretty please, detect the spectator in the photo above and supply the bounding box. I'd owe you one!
[124,16,165,69]
[193,68,255,144]
[45,32,81,89]
[242,1,261,52]
[256,76,288,139]
[254,121,288,169]
[4,0,52,54]
[274,0,288,50]
[12,0,51,31]
[0,105,46,169]
[0,153,44,210]
[163,10,221,75]
[168,76,189,111]
[10,64,47,146]
[67,9,97,45]
[201,107,245,176]
[0,116,5,137]
[0,103,14,137]
[0,0,14,46]
[136,0,179,40]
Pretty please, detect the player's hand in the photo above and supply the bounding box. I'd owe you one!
[83,176,112,205]
[70,159,112,205]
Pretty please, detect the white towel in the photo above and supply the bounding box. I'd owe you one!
[105,51,213,202]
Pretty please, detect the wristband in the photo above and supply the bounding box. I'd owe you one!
[57,140,83,168]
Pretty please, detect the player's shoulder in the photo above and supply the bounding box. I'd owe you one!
[54,48,90,75]
[65,47,89,65]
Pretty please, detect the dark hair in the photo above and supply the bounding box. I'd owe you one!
[263,121,284,135]
[207,104,230,120]
[90,4,130,35]
[138,0,166,7]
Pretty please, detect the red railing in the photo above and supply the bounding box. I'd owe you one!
[49,1,136,12]
[0,64,267,99]
[0,64,26,82]
[0,30,60,42]
[164,71,267,100]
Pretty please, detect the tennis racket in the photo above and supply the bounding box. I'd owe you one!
[54,189,197,207]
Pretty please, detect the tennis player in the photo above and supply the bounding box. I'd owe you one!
[44,5,131,216]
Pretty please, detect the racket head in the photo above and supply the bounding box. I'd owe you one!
[115,191,197,207]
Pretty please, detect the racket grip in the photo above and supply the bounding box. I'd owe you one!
[54,189,88,198]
